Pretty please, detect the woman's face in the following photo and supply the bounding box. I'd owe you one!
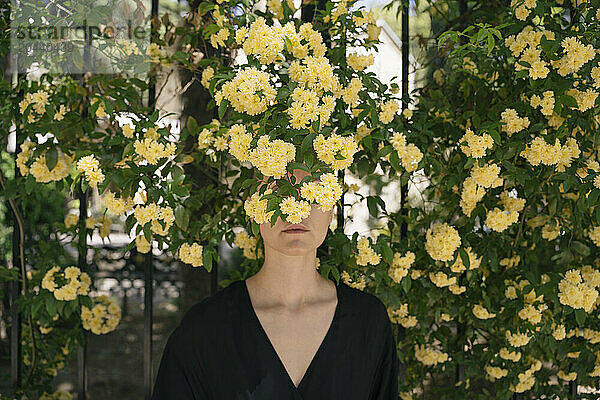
[252,168,334,257]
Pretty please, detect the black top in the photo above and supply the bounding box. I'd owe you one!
[151,278,398,399]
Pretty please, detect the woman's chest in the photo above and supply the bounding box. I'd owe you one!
[198,315,380,399]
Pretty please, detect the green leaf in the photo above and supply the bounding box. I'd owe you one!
[381,243,393,264]
[187,116,198,134]
[571,241,590,257]
[174,205,189,231]
[488,129,501,145]
[251,220,260,236]
[459,247,470,269]
[367,196,379,218]
[202,246,213,272]
[46,147,58,171]
[575,309,586,327]
[46,299,57,316]
[218,98,229,120]
[401,276,411,294]
[559,94,578,108]
[143,223,152,244]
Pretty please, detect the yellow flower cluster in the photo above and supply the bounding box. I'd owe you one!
[287,87,333,130]
[122,123,135,138]
[428,271,456,288]
[201,66,214,89]
[552,323,566,340]
[248,135,296,178]
[593,65,600,89]
[551,36,596,77]
[266,0,283,19]
[425,222,461,262]
[557,268,599,313]
[313,133,358,170]
[133,203,175,236]
[378,99,399,124]
[565,87,599,112]
[322,0,348,23]
[530,90,554,116]
[351,9,381,41]
[459,128,494,159]
[448,246,480,272]
[42,266,91,301]
[520,136,580,173]
[414,344,448,366]
[40,390,72,400]
[16,138,36,175]
[234,230,263,259]
[389,132,423,172]
[540,219,561,241]
[340,270,366,290]
[210,28,229,48]
[64,213,79,228]
[505,26,554,76]
[178,243,204,267]
[299,172,343,212]
[133,136,176,165]
[115,39,139,56]
[485,190,526,233]
[145,42,163,63]
[98,215,112,239]
[518,302,547,325]
[245,188,276,224]
[103,190,134,215]
[90,97,108,119]
[19,89,51,123]
[506,330,531,347]
[356,237,381,266]
[485,365,508,381]
[341,77,362,106]
[557,370,577,381]
[387,304,418,328]
[459,164,500,217]
[347,52,374,71]
[500,108,530,137]
[354,123,372,146]
[279,197,312,223]
[81,295,121,335]
[510,359,541,393]
[388,251,415,283]
[135,234,151,253]
[215,67,277,116]
[289,56,338,97]
[242,17,285,64]
[76,155,105,189]
[590,226,600,246]
[499,347,522,362]
[228,124,253,162]
[473,304,496,319]
[29,151,72,183]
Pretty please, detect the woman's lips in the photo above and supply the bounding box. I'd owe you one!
[283,228,309,233]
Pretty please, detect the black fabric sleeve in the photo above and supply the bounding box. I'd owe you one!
[151,325,211,400]
[369,303,399,400]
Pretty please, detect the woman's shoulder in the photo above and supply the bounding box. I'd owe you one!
[338,281,390,323]
[177,279,244,333]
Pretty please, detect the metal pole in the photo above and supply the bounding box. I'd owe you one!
[77,181,89,400]
[144,0,159,395]
[396,0,410,391]
[9,65,23,390]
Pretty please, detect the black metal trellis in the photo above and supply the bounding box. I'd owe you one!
[397,0,409,396]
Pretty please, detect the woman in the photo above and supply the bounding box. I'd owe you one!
[151,167,398,399]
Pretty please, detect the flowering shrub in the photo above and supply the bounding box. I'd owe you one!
[1,0,600,398]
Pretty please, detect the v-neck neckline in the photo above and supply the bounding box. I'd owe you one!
[241,278,342,393]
